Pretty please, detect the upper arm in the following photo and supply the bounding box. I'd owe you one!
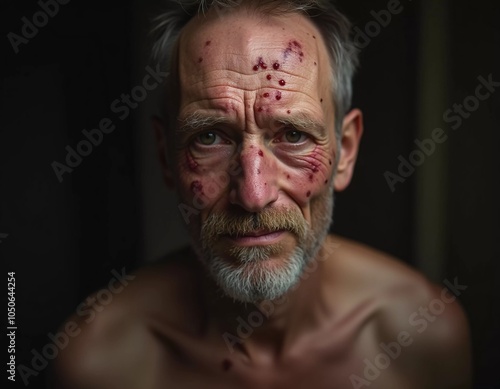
[375,279,471,389]
[51,314,104,389]
[417,285,472,388]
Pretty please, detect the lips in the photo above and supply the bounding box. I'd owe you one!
[238,230,277,237]
[225,230,285,246]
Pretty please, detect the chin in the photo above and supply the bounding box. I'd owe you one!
[206,245,307,303]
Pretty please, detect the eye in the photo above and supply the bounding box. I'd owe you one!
[278,130,307,143]
[284,130,306,143]
[196,131,221,146]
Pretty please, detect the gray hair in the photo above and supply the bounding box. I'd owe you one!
[150,0,359,140]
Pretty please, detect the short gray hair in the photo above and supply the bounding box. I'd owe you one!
[150,0,359,139]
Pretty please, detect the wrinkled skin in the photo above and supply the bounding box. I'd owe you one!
[172,9,340,304]
[53,7,471,389]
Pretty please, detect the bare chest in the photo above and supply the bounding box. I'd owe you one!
[138,326,415,389]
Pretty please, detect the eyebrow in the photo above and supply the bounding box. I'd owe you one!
[177,112,229,135]
[275,113,328,137]
[176,111,328,138]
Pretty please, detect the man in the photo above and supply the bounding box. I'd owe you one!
[54,1,471,388]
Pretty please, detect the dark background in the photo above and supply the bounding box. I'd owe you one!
[1,0,498,388]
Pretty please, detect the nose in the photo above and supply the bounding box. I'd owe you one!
[229,146,279,212]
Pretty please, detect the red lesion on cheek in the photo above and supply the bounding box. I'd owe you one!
[186,151,199,171]
[280,145,333,202]
[191,180,204,195]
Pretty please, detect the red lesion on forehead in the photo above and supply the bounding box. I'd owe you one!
[283,40,304,61]
[253,57,268,71]
[195,38,214,64]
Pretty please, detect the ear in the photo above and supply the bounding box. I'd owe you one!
[153,116,175,189]
[333,108,364,191]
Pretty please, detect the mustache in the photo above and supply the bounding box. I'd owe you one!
[201,206,308,244]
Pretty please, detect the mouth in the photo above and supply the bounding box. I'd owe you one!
[225,230,285,246]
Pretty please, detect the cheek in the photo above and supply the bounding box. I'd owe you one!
[279,145,333,202]
[176,149,236,209]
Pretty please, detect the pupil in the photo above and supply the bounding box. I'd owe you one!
[201,133,215,144]
[287,131,301,143]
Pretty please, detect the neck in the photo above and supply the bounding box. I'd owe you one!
[198,243,331,364]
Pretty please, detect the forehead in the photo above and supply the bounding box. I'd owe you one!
[177,8,333,112]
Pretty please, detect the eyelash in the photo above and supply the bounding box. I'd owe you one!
[274,129,309,144]
[192,130,231,147]
[190,128,311,148]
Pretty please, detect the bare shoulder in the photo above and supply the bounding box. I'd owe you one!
[327,234,472,387]
[53,247,200,389]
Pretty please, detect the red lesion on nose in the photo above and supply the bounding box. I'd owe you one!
[258,150,264,157]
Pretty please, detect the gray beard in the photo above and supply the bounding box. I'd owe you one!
[206,246,307,302]
[201,188,334,303]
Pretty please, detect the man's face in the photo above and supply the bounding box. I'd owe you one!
[170,9,337,302]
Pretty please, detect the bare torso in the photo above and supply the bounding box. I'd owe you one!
[54,235,470,389]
